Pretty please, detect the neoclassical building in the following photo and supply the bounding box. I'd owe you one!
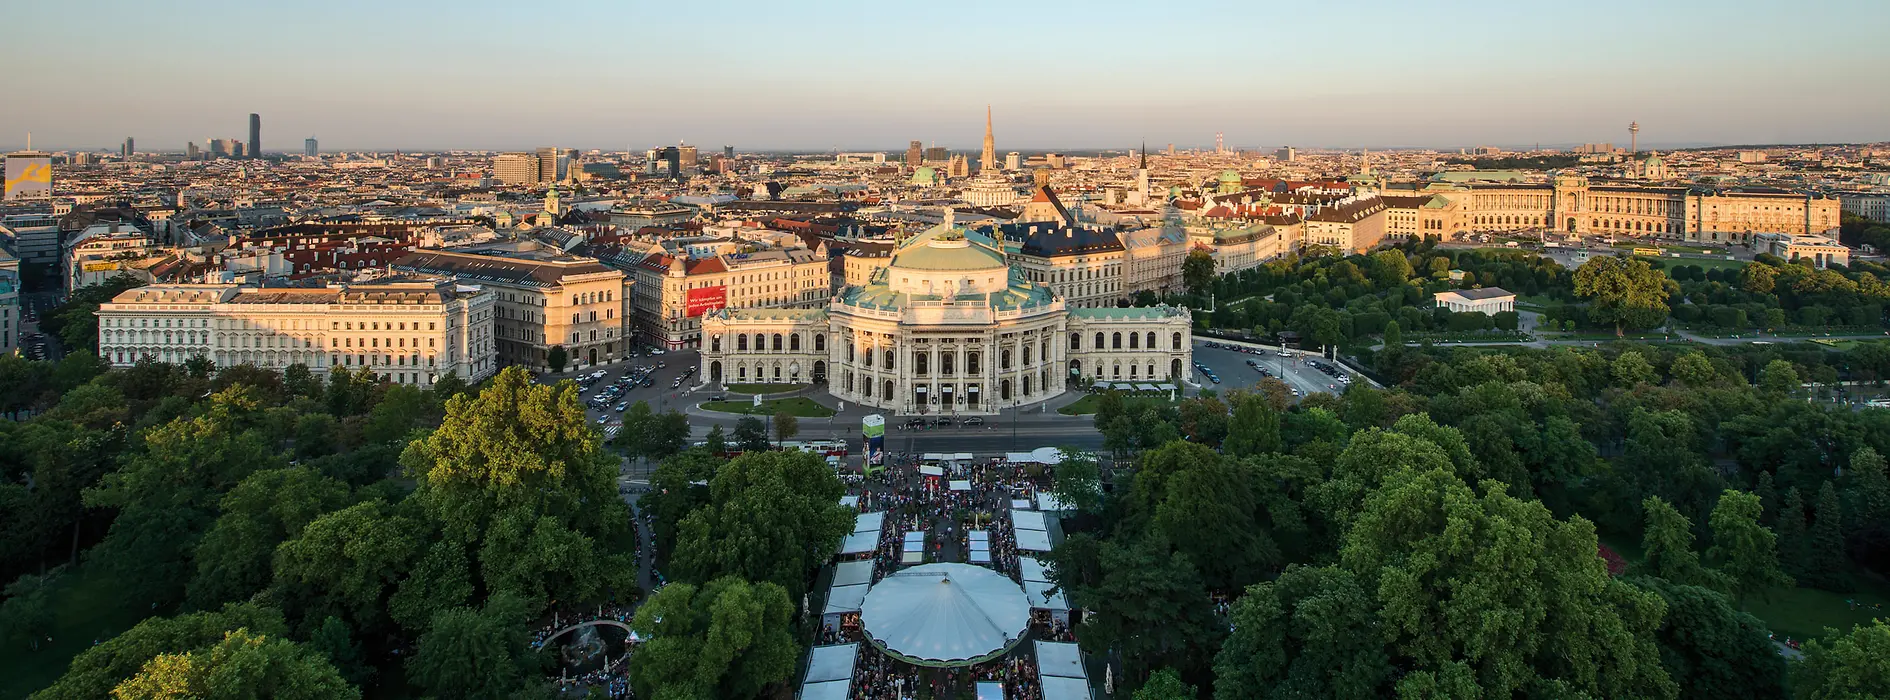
[1384,176,1842,243]
[698,220,1192,415]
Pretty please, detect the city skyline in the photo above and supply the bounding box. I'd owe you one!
[4,0,1888,151]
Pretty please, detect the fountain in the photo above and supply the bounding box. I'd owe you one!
[561,625,608,670]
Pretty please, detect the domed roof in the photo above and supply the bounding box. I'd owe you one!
[1218,170,1243,183]
[909,167,938,185]
[890,224,1006,272]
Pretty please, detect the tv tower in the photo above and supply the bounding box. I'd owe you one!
[1629,121,1640,154]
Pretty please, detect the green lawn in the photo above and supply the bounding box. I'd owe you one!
[700,397,835,417]
[1746,584,1890,642]
[721,383,809,395]
[1058,394,1174,415]
[0,566,152,699]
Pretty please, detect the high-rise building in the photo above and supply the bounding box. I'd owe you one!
[1005,152,1021,171]
[233,142,247,159]
[678,145,699,176]
[661,147,682,179]
[494,152,539,186]
[723,145,734,159]
[979,106,996,174]
[186,142,200,160]
[4,149,54,200]
[248,113,261,159]
[535,147,558,183]
[924,146,948,163]
[122,137,134,158]
[1275,146,1297,162]
[304,137,318,157]
[906,140,923,167]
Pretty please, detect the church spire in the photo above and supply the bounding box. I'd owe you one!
[980,105,996,175]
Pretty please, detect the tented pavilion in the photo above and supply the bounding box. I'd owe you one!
[859,563,1031,667]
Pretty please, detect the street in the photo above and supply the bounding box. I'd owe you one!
[1189,340,1351,398]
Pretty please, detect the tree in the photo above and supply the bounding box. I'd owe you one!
[404,368,635,605]
[1050,533,1223,684]
[1847,446,1890,533]
[1183,250,1216,298]
[704,424,729,456]
[306,616,371,687]
[1135,667,1197,700]
[648,410,692,462]
[1574,255,1673,335]
[1777,488,1811,579]
[732,417,769,453]
[109,628,359,700]
[1212,565,1392,699]
[1759,360,1800,395]
[771,411,798,446]
[1740,263,1779,295]
[1050,448,1104,515]
[0,572,56,651]
[1382,320,1403,349]
[1810,482,1848,589]
[1642,496,1723,589]
[1671,352,1717,386]
[547,345,568,373]
[645,450,724,557]
[37,602,290,699]
[185,466,352,610]
[616,400,655,459]
[669,450,852,598]
[43,273,146,353]
[1795,620,1890,699]
[1706,490,1794,606]
[1614,350,1659,387]
[1134,442,1277,590]
[1630,576,1788,700]
[1223,394,1281,457]
[629,577,798,700]
[406,593,537,700]
[268,499,422,635]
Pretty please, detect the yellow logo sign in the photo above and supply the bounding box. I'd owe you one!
[5,161,51,198]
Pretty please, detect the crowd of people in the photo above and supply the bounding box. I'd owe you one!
[823,451,1083,700]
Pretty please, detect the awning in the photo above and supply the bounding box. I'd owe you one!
[833,560,875,588]
[824,584,868,615]
[1010,499,1033,510]
[952,452,974,461]
[923,452,945,461]
[1041,676,1090,700]
[970,541,990,553]
[1024,581,1068,611]
[805,643,859,683]
[1014,529,1052,552]
[1018,556,1049,583]
[800,680,850,700]
[919,465,945,477]
[949,480,971,492]
[853,511,885,535]
[1012,510,1048,531]
[1035,641,1085,679]
[969,550,992,564]
[968,530,990,543]
[1035,493,1071,513]
[837,531,876,556]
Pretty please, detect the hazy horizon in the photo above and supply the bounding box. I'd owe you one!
[5,0,1887,153]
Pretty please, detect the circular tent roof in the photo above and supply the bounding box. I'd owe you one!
[859,563,1030,668]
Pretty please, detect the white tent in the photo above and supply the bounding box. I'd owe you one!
[837,531,877,556]
[800,643,858,700]
[969,550,991,564]
[1012,510,1049,532]
[1035,641,1084,679]
[860,564,1030,667]
[968,530,990,544]
[1018,556,1049,583]
[853,511,885,535]
[1014,529,1052,552]
[969,540,990,553]
[840,495,860,508]
[1024,580,1068,612]
[1040,676,1091,700]
[1010,499,1034,510]
[800,680,850,700]
[976,681,1005,700]
[834,560,875,588]
[825,584,868,616]
[919,465,945,477]
[951,452,974,462]
[1035,493,1071,513]
[922,453,945,462]
[948,480,971,492]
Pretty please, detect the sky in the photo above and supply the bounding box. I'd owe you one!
[3,0,1887,153]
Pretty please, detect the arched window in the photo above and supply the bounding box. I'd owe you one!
[941,353,954,375]
[1069,333,1080,350]
[882,348,894,370]
[711,335,722,352]
[1112,332,1122,349]
[1024,377,1032,395]
[1146,332,1156,349]
[753,333,765,351]
[1001,349,1012,370]
[883,379,894,399]
[846,342,855,362]
[790,334,801,351]
[1129,333,1139,349]
[1172,332,1182,350]
[738,335,748,351]
[967,352,980,374]
[815,334,826,352]
[1023,346,1033,365]
[915,353,929,376]
[1094,332,1104,349]
[772,334,783,351]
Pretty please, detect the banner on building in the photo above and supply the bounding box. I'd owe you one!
[683,285,728,317]
[5,156,52,200]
